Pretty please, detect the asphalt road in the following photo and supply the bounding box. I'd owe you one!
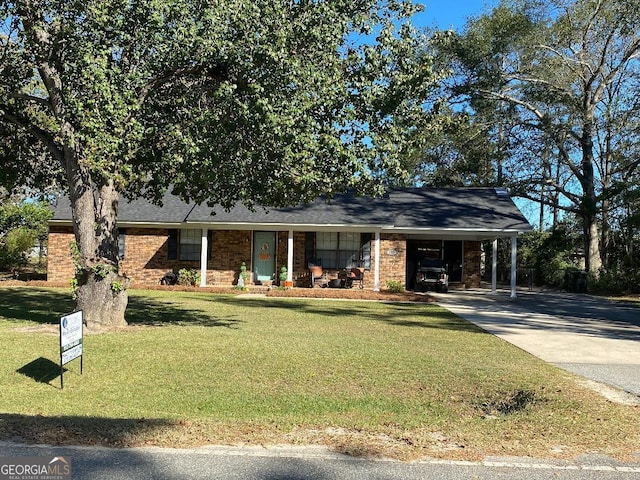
[2,442,640,480]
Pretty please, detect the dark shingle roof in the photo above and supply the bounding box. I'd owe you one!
[187,191,394,227]
[51,187,532,235]
[389,188,532,231]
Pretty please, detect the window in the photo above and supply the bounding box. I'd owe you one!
[167,229,202,261]
[179,229,201,261]
[314,232,363,269]
[316,232,338,268]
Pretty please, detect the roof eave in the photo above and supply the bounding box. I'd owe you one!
[388,226,533,240]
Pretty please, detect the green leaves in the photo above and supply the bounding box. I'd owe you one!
[2,0,443,207]
[0,200,52,270]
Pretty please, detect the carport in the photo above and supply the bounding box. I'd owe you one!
[404,235,522,298]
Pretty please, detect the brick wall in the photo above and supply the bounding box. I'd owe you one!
[47,226,75,284]
[209,230,252,285]
[48,226,484,290]
[47,227,255,288]
[120,229,255,287]
[119,228,175,286]
[378,233,407,289]
[462,240,482,288]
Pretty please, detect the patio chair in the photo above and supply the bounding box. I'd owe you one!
[346,268,364,289]
[309,265,327,288]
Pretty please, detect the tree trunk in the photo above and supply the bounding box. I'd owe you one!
[583,214,602,274]
[66,157,129,330]
[580,122,602,275]
[16,0,129,329]
[76,270,129,329]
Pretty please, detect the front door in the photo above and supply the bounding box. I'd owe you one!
[253,231,276,283]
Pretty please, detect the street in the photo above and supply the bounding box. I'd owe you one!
[2,442,639,480]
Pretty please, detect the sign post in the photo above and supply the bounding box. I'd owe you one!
[59,311,83,389]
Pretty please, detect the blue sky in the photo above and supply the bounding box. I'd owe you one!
[412,1,543,227]
[413,1,499,30]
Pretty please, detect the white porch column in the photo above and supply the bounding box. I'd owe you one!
[510,235,517,299]
[374,231,381,292]
[200,228,208,287]
[287,229,294,281]
[492,238,498,293]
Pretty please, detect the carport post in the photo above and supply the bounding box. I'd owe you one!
[287,229,294,281]
[200,228,208,287]
[510,235,517,299]
[374,231,381,291]
[491,238,498,293]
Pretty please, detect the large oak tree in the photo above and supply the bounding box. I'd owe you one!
[1,0,438,328]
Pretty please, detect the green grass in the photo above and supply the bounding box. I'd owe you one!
[1,286,639,461]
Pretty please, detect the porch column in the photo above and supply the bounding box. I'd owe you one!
[374,231,381,291]
[492,238,498,293]
[510,235,517,299]
[200,228,208,287]
[287,229,294,281]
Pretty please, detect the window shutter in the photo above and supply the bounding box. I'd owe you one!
[118,229,126,260]
[304,232,315,268]
[168,229,178,260]
[361,233,372,270]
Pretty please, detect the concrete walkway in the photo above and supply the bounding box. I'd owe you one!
[431,289,640,399]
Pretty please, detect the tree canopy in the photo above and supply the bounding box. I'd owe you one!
[1,0,439,205]
[0,0,442,327]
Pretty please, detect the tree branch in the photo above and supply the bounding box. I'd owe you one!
[7,92,53,111]
[0,106,64,163]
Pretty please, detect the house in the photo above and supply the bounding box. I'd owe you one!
[48,187,532,295]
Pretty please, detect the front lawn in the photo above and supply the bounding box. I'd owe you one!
[1,287,638,461]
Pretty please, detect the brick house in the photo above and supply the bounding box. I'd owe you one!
[48,187,532,295]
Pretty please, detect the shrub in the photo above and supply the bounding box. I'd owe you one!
[386,280,404,293]
[177,268,200,286]
[279,266,287,283]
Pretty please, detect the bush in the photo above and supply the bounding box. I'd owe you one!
[386,280,404,293]
[0,201,51,271]
[177,268,200,286]
[589,267,640,295]
[518,228,580,288]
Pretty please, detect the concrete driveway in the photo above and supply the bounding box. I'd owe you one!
[431,289,640,399]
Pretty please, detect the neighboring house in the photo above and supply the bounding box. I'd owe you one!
[48,187,532,295]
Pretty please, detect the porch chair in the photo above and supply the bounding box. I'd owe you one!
[346,267,364,289]
[309,265,327,288]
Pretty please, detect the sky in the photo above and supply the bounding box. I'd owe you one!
[412,1,542,227]
[412,0,499,31]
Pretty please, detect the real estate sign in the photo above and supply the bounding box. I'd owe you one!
[59,311,83,388]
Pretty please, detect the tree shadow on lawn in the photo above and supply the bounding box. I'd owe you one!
[367,303,487,333]
[1,287,478,333]
[0,288,242,329]
[126,294,243,328]
[0,288,74,325]
[213,297,485,333]
[0,413,177,448]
